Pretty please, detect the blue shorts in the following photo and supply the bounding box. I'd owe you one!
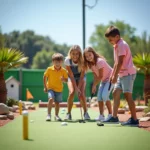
[97,81,114,101]
[48,90,62,103]
[114,74,136,93]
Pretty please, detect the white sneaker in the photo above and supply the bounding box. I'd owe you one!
[65,113,72,120]
[95,115,105,121]
[84,112,90,120]
[46,115,51,121]
[55,116,62,121]
[104,114,112,122]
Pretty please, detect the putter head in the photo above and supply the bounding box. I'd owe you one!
[79,120,86,123]
[97,122,104,126]
[91,93,94,99]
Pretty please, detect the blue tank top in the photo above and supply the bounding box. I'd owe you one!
[69,59,81,80]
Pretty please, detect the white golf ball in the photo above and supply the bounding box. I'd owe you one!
[62,108,66,111]
[30,120,34,123]
[61,122,68,126]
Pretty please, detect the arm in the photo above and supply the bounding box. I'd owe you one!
[110,63,117,81]
[111,55,125,84]
[61,70,68,83]
[43,75,48,92]
[61,77,68,83]
[92,68,103,94]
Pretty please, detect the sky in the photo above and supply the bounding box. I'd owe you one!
[0,0,150,49]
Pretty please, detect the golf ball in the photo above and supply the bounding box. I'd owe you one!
[62,108,66,111]
[61,122,68,126]
[30,120,34,123]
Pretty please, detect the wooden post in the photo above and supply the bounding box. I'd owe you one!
[22,110,28,140]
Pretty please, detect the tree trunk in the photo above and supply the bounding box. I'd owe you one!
[144,74,150,105]
[0,73,7,104]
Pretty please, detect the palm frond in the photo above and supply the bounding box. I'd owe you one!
[133,52,150,75]
[0,48,28,72]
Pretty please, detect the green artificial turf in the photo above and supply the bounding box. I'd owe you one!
[0,108,150,150]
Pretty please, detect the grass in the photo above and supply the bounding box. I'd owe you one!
[0,108,150,150]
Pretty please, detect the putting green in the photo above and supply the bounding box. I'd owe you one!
[0,108,150,150]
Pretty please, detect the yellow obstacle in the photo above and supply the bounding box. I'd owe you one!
[22,110,28,140]
[19,100,22,115]
[73,104,77,108]
[128,111,131,114]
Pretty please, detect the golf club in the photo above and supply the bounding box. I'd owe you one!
[88,93,94,108]
[108,82,111,91]
[97,122,104,126]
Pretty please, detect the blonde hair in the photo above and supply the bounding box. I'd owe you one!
[83,47,106,71]
[67,45,83,72]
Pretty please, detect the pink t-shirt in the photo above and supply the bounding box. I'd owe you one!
[114,39,136,77]
[91,58,112,82]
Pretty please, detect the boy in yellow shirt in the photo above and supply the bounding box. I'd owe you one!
[43,53,68,121]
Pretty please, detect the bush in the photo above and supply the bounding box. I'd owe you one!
[144,99,150,114]
[119,100,127,108]
[6,97,19,107]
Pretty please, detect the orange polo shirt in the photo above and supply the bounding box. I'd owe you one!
[44,66,68,92]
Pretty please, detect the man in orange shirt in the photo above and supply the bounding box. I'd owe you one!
[43,53,68,121]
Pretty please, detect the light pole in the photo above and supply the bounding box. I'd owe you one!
[82,0,98,51]
[82,0,86,50]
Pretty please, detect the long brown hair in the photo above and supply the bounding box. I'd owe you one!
[67,45,83,72]
[83,47,105,71]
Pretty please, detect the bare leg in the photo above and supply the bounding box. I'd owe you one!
[112,89,122,117]
[55,102,60,116]
[98,101,104,115]
[67,81,75,114]
[79,80,87,113]
[47,98,53,115]
[124,92,137,120]
[105,100,112,114]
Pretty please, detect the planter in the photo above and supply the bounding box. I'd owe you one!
[135,106,148,112]
[118,108,125,114]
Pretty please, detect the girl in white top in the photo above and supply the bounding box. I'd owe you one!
[64,45,90,120]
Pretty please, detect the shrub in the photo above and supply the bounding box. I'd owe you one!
[6,97,19,107]
[144,99,150,114]
[119,100,127,108]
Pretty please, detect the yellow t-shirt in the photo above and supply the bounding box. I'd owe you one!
[44,66,68,92]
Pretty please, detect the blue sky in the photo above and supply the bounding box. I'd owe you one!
[0,0,150,48]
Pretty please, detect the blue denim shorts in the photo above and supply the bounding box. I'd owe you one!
[114,74,136,93]
[48,90,62,103]
[97,81,114,101]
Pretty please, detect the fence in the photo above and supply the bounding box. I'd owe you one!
[4,69,144,102]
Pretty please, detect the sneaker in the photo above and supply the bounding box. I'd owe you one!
[46,115,51,121]
[104,114,112,122]
[84,112,90,120]
[95,115,105,121]
[103,116,119,123]
[65,113,72,120]
[121,117,139,127]
[55,116,62,121]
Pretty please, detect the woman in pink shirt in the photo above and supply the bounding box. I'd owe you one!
[83,47,113,121]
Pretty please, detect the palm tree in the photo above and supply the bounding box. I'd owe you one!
[0,48,28,104]
[133,53,150,105]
